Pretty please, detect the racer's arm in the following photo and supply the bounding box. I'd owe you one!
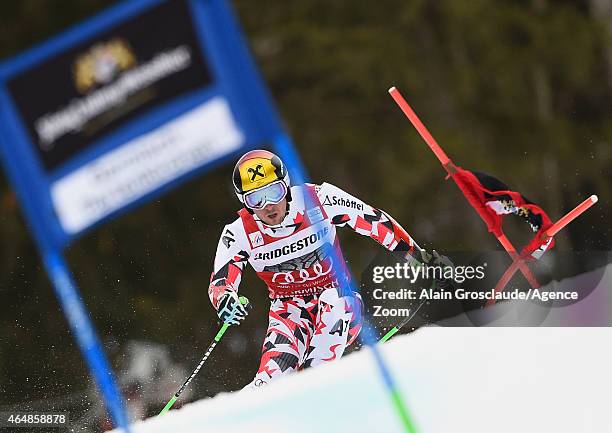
[317,182,424,263]
[208,223,250,311]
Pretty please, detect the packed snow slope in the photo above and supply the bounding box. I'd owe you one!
[113,327,612,433]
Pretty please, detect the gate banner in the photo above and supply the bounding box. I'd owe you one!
[0,0,284,249]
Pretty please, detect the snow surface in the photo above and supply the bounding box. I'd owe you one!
[111,327,612,433]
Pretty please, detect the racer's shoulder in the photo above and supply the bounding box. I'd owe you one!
[219,216,249,241]
[313,182,351,198]
[295,182,342,201]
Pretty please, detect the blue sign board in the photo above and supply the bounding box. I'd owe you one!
[0,1,289,429]
[0,0,285,252]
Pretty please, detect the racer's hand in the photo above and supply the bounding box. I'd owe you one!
[431,250,453,268]
[419,249,457,292]
[217,291,250,325]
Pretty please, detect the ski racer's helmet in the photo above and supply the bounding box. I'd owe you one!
[232,149,291,209]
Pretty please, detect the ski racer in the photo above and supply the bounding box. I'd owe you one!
[208,149,445,387]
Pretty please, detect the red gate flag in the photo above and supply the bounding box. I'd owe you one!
[389,85,598,306]
[451,168,554,260]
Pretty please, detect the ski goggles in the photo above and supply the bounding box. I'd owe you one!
[243,181,288,210]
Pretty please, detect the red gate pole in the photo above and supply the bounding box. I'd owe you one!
[388,86,540,289]
[486,195,598,305]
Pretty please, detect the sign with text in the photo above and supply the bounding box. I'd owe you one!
[0,0,284,249]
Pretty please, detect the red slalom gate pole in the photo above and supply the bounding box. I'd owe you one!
[545,195,598,238]
[495,233,541,289]
[388,87,451,167]
[486,194,599,306]
[487,259,523,307]
[388,86,540,289]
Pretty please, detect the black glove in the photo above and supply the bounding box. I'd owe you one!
[421,249,457,292]
[216,291,250,325]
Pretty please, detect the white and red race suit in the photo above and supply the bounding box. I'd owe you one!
[208,182,422,387]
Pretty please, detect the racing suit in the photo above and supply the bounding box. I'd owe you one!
[208,182,422,387]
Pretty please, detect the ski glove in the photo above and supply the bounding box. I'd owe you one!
[420,249,457,292]
[216,290,250,325]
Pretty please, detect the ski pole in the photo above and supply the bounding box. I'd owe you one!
[378,261,433,344]
[158,296,249,416]
[379,298,427,344]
